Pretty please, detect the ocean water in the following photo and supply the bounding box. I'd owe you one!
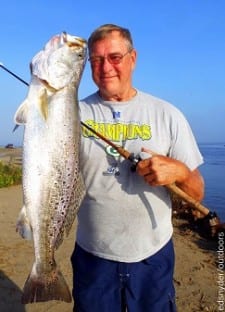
[199,143,225,221]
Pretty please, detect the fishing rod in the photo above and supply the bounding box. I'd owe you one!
[82,123,212,216]
[0,63,29,86]
[83,122,211,216]
[0,63,216,217]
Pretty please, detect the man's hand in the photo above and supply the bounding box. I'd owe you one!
[136,147,204,201]
[137,148,190,186]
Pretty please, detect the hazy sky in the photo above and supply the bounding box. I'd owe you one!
[0,0,224,146]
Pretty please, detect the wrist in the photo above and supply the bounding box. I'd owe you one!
[175,162,191,186]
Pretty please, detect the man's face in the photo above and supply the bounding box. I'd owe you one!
[89,31,136,101]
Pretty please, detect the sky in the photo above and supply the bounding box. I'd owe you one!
[0,0,225,146]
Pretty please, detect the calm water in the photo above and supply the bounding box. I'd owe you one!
[199,143,225,221]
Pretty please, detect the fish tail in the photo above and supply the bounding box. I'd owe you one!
[21,263,71,304]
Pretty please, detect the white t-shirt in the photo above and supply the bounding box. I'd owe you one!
[77,90,203,262]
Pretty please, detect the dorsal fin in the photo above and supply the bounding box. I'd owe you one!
[14,100,29,125]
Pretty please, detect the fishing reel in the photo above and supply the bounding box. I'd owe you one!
[129,152,152,172]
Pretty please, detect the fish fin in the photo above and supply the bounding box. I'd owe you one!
[16,205,33,240]
[38,88,48,120]
[14,100,29,125]
[13,124,20,132]
[21,262,71,304]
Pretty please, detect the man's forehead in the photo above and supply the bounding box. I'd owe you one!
[90,33,126,53]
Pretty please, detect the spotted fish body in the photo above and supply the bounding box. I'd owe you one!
[15,33,87,304]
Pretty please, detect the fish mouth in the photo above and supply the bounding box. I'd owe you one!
[62,32,87,48]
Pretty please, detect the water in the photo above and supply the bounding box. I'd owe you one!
[199,143,225,221]
[0,143,224,221]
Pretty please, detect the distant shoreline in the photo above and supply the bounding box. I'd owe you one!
[198,142,225,145]
[0,147,22,166]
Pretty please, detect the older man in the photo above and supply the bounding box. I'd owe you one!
[71,24,204,312]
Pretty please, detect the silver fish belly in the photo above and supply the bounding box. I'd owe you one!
[15,32,87,304]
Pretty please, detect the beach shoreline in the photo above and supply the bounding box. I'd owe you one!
[0,186,220,311]
[0,149,221,311]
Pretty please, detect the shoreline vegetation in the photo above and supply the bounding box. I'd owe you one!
[0,147,22,188]
[0,148,222,311]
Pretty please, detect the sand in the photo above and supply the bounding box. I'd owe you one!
[0,149,221,311]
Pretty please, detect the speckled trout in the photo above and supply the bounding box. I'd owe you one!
[15,32,87,304]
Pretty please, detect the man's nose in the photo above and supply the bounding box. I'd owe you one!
[100,57,113,71]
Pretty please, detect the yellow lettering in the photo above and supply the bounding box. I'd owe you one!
[142,124,152,140]
[81,121,152,141]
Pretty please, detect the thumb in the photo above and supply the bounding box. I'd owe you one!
[139,147,157,159]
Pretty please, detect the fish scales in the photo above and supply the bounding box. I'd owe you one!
[15,32,87,304]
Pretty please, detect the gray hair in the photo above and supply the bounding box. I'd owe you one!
[88,24,133,52]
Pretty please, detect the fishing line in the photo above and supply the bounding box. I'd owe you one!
[1,63,221,223]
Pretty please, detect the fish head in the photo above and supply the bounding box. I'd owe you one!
[31,32,87,90]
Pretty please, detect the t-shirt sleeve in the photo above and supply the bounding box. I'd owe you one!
[168,108,204,171]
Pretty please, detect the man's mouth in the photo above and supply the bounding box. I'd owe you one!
[100,75,116,80]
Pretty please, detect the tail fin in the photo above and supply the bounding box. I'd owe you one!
[21,264,71,304]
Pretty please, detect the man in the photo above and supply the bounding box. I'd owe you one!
[71,24,204,312]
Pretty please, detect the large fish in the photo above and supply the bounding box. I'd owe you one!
[15,32,87,304]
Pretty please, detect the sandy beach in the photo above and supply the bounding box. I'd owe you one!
[0,149,220,311]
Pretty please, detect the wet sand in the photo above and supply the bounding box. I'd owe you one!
[0,149,220,311]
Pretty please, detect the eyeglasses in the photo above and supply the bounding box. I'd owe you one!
[88,50,132,66]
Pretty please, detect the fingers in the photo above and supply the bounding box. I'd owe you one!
[143,171,158,186]
[141,147,157,157]
[136,158,152,176]
[136,158,157,185]
[136,149,169,186]
[136,148,167,186]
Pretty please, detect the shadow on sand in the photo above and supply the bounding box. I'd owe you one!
[174,216,218,251]
[0,270,25,312]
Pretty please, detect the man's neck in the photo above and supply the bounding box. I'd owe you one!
[98,88,137,102]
